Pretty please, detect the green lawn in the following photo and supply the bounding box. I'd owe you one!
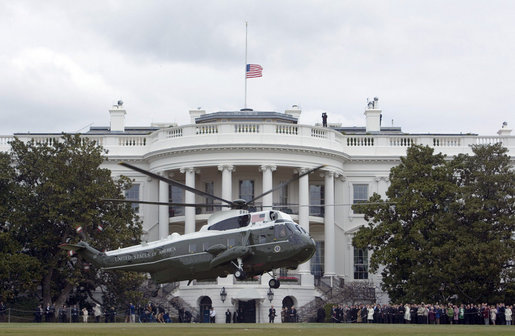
[0,323,513,336]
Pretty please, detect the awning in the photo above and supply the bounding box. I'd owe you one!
[231,287,265,303]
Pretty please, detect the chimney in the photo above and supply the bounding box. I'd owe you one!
[364,97,381,133]
[189,107,206,124]
[109,100,126,132]
[497,121,512,136]
[285,105,301,119]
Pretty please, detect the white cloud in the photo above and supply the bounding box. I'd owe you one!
[0,0,513,135]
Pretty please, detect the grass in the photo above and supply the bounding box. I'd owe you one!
[0,323,513,336]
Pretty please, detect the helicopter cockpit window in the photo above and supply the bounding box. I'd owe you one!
[208,214,251,231]
[293,224,303,233]
[286,223,300,235]
[274,224,288,239]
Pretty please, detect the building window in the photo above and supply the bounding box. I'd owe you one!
[276,182,293,213]
[205,181,214,212]
[310,241,325,277]
[353,247,369,279]
[353,184,368,214]
[309,184,324,216]
[353,184,368,203]
[279,182,288,204]
[169,185,184,217]
[239,180,254,202]
[125,184,140,212]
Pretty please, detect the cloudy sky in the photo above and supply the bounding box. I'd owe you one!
[1,0,514,135]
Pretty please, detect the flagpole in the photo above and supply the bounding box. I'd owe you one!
[244,21,248,109]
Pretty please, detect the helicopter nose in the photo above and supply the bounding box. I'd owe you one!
[297,236,316,262]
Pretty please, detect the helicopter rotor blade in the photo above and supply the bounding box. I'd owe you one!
[248,165,325,205]
[119,162,234,206]
[272,201,397,208]
[103,198,228,208]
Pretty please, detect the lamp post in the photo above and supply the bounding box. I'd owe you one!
[220,287,227,303]
[267,288,274,303]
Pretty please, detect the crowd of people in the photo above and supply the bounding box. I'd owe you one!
[220,305,299,323]
[31,303,119,323]
[1,299,513,325]
[319,302,512,325]
[132,302,172,323]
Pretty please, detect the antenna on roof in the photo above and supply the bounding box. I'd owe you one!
[76,123,94,133]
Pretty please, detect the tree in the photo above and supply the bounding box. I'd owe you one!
[449,143,515,302]
[353,144,514,303]
[0,152,42,302]
[4,134,144,309]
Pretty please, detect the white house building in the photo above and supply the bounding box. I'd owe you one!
[1,99,513,322]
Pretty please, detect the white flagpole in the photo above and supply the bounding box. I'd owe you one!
[244,21,248,109]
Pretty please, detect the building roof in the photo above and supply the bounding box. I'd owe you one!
[195,110,298,124]
[332,126,404,135]
[86,126,160,135]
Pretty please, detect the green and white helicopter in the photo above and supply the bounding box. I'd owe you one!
[60,163,321,289]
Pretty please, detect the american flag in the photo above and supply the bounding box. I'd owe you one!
[246,64,263,78]
[251,213,266,222]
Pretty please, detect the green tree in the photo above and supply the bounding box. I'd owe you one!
[5,134,143,309]
[0,232,41,302]
[449,143,515,302]
[0,152,42,302]
[353,144,514,303]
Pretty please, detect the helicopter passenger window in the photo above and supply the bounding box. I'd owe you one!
[189,244,196,253]
[259,234,267,244]
[227,238,236,248]
[208,214,251,231]
[274,225,287,239]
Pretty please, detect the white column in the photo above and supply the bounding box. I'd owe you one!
[334,175,345,276]
[218,165,234,209]
[324,171,336,276]
[259,166,275,286]
[260,165,276,210]
[158,176,169,240]
[297,168,313,286]
[181,167,197,234]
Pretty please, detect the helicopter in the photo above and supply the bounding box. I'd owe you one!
[60,163,323,289]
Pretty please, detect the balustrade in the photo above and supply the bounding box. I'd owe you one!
[0,122,513,155]
[346,137,374,146]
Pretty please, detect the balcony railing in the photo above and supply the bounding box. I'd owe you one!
[1,122,513,156]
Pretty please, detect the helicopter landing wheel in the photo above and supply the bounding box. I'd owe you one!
[234,269,246,280]
[268,278,280,289]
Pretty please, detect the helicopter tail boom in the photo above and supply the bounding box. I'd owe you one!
[60,241,106,267]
